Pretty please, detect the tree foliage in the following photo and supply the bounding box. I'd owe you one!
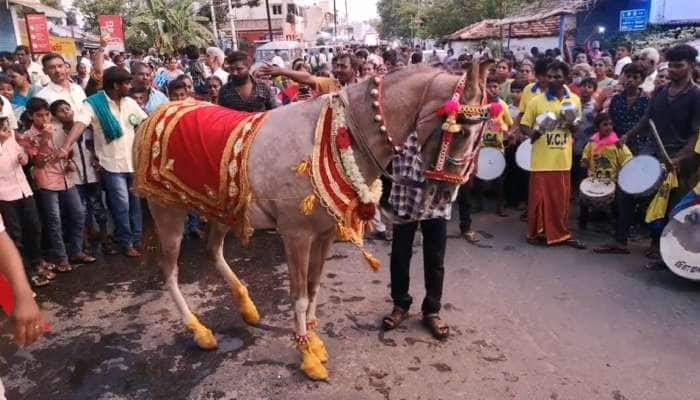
[74,0,215,53]
[377,0,529,39]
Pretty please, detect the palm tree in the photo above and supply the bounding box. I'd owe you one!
[129,0,215,53]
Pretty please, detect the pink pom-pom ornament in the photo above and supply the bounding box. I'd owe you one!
[437,100,461,116]
[489,102,504,119]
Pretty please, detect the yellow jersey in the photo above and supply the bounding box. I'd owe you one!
[581,142,633,181]
[518,82,541,114]
[520,90,581,172]
[481,99,513,152]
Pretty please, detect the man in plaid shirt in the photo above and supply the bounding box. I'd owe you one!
[382,131,453,340]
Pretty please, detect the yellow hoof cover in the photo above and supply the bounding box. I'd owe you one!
[307,331,328,363]
[298,341,329,381]
[185,316,218,350]
[234,286,260,326]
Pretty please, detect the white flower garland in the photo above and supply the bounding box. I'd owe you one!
[331,99,382,205]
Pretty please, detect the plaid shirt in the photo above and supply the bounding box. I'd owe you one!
[218,75,279,112]
[389,131,453,221]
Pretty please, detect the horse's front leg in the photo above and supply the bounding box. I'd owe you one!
[305,229,335,363]
[281,231,328,381]
[149,201,217,350]
[206,222,259,326]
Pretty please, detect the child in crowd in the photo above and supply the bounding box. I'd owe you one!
[0,76,19,123]
[0,115,55,286]
[573,77,599,193]
[49,100,108,251]
[168,78,190,101]
[508,79,527,121]
[129,86,149,111]
[206,76,223,104]
[475,76,513,217]
[25,98,96,271]
[578,113,633,238]
[167,81,203,239]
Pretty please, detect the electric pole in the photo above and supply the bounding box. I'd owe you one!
[265,0,273,41]
[226,0,238,50]
[210,0,219,46]
[333,0,337,38]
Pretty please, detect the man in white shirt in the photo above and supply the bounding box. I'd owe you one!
[639,47,660,94]
[205,47,229,84]
[35,53,87,110]
[614,43,633,77]
[57,67,148,258]
[310,49,328,72]
[270,49,286,68]
[14,45,49,86]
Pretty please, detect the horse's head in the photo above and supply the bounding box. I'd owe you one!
[345,62,491,196]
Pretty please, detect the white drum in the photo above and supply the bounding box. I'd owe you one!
[662,204,700,281]
[579,178,615,208]
[476,148,506,181]
[515,139,532,171]
[618,155,665,197]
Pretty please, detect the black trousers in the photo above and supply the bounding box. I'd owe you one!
[579,188,634,245]
[457,185,471,233]
[390,218,447,315]
[0,196,43,272]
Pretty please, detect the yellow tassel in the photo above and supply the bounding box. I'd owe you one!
[362,249,381,271]
[300,194,317,216]
[294,160,311,176]
[336,224,351,241]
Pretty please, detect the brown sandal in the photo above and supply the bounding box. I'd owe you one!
[422,314,450,340]
[382,307,408,331]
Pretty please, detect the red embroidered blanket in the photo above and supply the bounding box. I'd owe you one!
[134,101,268,242]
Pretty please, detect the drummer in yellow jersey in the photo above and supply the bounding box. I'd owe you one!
[578,114,636,254]
[475,76,513,216]
[520,61,586,248]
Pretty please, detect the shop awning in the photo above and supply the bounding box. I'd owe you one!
[9,0,66,19]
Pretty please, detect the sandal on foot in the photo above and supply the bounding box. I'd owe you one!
[422,314,449,340]
[563,239,586,250]
[55,261,72,273]
[36,266,56,280]
[382,307,408,331]
[462,231,480,244]
[70,253,97,264]
[31,275,50,287]
[593,244,630,254]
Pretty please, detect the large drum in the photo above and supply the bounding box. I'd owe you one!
[515,139,532,171]
[476,147,506,181]
[579,178,615,208]
[661,203,700,281]
[618,155,665,197]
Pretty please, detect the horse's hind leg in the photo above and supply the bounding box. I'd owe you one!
[149,201,217,350]
[281,231,328,381]
[206,222,260,326]
[305,228,335,363]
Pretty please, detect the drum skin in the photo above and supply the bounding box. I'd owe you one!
[516,139,532,171]
[579,178,615,208]
[618,155,664,197]
[662,204,700,281]
[476,148,506,181]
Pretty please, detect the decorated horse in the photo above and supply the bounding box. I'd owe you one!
[133,63,491,380]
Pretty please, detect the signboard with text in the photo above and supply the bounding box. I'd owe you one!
[620,9,648,32]
[25,14,51,53]
[98,15,126,52]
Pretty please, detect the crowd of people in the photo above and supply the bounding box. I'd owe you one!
[0,39,698,307]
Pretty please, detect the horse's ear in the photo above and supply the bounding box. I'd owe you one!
[476,58,495,87]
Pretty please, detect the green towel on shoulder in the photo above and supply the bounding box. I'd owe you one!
[85,91,122,143]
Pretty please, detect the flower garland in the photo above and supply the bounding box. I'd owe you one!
[331,98,382,221]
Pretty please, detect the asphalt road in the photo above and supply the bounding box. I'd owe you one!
[1,209,699,400]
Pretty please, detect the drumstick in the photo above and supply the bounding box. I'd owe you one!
[648,119,674,169]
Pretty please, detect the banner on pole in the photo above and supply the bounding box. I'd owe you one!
[25,14,51,53]
[98,15,126,52]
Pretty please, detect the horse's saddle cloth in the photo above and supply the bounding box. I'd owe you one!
[134,100,268,241]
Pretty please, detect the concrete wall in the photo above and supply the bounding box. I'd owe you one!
[506,36,559,59]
